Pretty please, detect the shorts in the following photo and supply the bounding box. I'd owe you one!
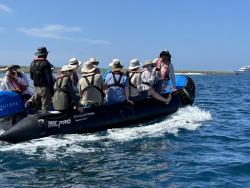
[130,91,148,102]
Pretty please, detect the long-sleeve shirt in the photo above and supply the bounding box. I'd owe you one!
[1,72,33,95]
[128,71,150,97]
[141,68,157,86]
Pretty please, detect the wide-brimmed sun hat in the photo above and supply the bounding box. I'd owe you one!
[6,64,21,71]
[68,58,82,67]
[81,61,96,75]
[109,58,118,67]
[111,59,123,71]
[89,57,99,66]
[34,47,49,56]
[128,59,140,70]
[61,64,76,72]
[143,60,154,68]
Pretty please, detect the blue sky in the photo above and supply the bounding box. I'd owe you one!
[0,0,250,71]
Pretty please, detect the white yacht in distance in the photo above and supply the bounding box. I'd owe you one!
[234,66,250,74]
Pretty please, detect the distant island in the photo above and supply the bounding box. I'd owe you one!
[0,65,234,75]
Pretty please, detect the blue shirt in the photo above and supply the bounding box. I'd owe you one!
[105,72,128,103]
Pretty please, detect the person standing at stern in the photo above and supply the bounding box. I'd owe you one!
[29,47,55,111]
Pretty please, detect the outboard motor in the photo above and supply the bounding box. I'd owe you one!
[0,91,25,130]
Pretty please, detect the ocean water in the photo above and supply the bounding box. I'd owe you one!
[0,74,249,187]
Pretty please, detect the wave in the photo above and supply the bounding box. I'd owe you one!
[0,106,212,159]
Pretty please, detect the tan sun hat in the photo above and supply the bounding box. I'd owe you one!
[109,58,118,67]
[61,64,76,72]
[111,59,123,71]
[81,61,96,75]
[143,60,154,68]
[68,58,81,68]
[128,59,140,70]
[89,57,99,66]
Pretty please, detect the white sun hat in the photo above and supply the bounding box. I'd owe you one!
[61,64,76,72]
[89,57,99,65]
[81,61,96,75]
[128,59,141,70]
[68,58,82,67]
[109,59,119,67]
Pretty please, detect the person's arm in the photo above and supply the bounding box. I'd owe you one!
[67,78,78,106]
[161,65,168,81]
[124,77,134,105]
[30,62,34,81]
[45,62,55,93]
[168,63,176,90]
[17,72,29,86]
[68,77,83,112]
[125,85,134,105]
[2,76,12,90]
[100,75,107,91]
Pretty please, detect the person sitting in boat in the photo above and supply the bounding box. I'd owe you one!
[141,60,156,86]
[68,58,82,91]
[88,57,101,74]
[1,64,33,101]
[79,61,106,108]
[128,59,171,104]
[155,50,177,92]
[105,59,134,105]
[52,65,82,113]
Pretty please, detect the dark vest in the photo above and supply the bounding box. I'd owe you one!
[30,59,52,87]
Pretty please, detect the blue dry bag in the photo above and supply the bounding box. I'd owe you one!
[163,75,188,94]
[0,91,25,118]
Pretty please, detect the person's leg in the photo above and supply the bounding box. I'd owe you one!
[40,87,52,111]
[148,88,172,104]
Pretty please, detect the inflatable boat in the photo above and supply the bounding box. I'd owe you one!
[0,75,195,143]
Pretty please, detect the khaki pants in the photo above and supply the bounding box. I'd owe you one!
[32,86,52,111]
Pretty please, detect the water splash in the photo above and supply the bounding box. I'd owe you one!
[107,106,212,141]
[0,106,211,159]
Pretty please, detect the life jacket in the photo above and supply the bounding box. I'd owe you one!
[30,58,52,87]
[7,75,27,93]
[127,72,138,89]
[80,74,105,98]
[52,76,71,111]
[106,72,125,89]
[54,76,70,95]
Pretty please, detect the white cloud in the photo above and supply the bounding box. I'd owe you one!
[17,24,110,45]
[0,4,13,13]
[80,38,111,45]
[18,24,81,39]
